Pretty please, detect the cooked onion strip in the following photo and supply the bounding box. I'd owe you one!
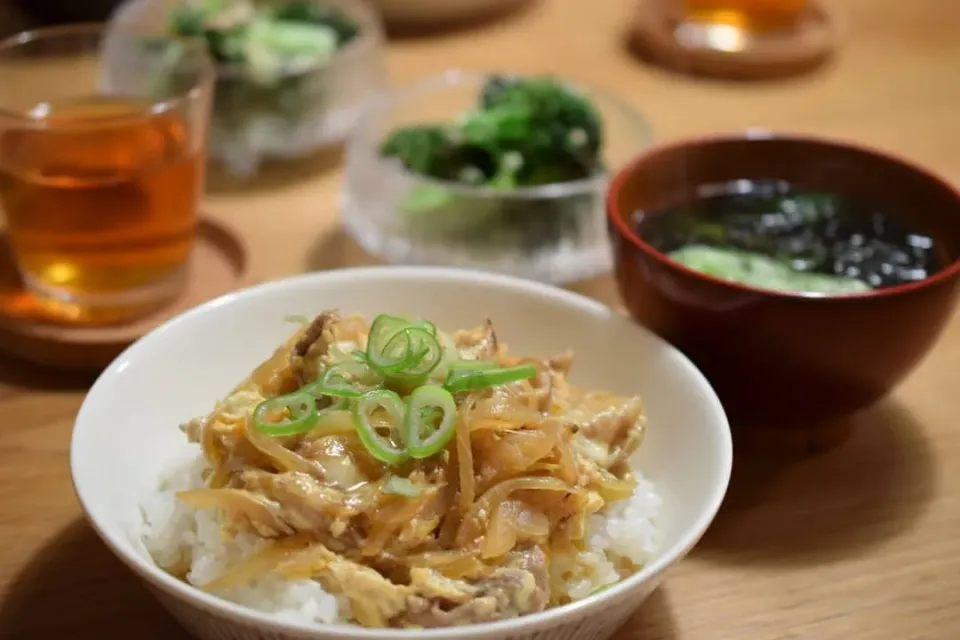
[456,395,477,514]
[200,534,316,591]
[457,476,573,548]
[244,417,325,479]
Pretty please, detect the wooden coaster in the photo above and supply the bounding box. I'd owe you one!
[0,219,250,371]
[628,0,838,80]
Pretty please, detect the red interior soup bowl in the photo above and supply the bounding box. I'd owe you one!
[606,133,960,428]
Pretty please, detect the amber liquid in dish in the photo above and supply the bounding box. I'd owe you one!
[0,95,202,319]
[684,0,808,32]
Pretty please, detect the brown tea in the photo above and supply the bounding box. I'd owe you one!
[0,95,202,307]
[684,0,808,32]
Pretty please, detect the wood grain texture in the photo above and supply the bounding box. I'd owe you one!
[1,1,959,638]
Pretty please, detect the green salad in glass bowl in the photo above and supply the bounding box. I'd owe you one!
[110,0,386,177]
[343,72,651,284]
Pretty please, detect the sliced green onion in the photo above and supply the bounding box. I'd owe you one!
[383,475,423,497]
[404,385,457,459]
[252,391,318,436]
[416,319,438,336]
[352,389,409,465]
[303,362,381,399]
[396,327,443,378]
[444,363,538,394]
[450,359,498,371]
[366,314,447,380]
[419,406,444,425]
[367,315,420,374]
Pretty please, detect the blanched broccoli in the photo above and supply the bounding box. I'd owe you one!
[474,74,603,179]
[170,0,358,66]
[166,0,360,176]
[379,75,605,253]
[378,125,463,181]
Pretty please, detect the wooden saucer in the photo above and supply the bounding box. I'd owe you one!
[628,0,838,80]
[0,219,251,371]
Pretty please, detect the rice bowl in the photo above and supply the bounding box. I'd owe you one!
[139,432,662,627]
[71,267,732,640]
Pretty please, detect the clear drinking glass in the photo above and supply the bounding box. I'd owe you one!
[678,0,810,49]
[684,0,808,32]
[0,24,214,325]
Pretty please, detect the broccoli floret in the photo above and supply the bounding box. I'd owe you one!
[379,125,501,184]
[379,125,459,180]
[474,74,604,180]
[169,4,206,38]
[381,74,606,254]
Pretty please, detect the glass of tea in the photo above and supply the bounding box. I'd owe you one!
[0,24,214,324]
[683,0,808,35]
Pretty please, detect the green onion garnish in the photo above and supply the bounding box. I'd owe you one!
[311,364,363,398]
[352,389,409,465]
[417,319,438,336]
[259,314,542,465]
[394,326,443,378]
[367,315,418,374]
[304,362,381,399]
[449,359,498,372]
[252,391,318,436]
[366,315,445,381]
[404,385,457,459]
[444,363,537,394]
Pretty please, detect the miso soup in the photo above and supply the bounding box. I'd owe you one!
[634,179,941,295]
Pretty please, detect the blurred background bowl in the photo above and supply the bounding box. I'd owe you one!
[109,0,388,178]
[607,133,960,428]
[368,0,528,28]
[343,70,652,285]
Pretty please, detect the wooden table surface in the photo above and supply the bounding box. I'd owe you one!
[2,0,959,638]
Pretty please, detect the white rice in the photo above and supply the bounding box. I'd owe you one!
[140,448,661,626]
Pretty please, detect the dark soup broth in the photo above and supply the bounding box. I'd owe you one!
[633,179,942,295]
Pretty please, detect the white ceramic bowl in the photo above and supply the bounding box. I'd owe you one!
[70,267,732,640]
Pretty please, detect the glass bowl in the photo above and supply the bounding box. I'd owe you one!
[109,0,387,178]
[342,71,652,284]
[367,0,528,26]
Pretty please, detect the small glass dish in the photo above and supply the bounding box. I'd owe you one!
[109,0,387,178]
[342,71,652,284]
